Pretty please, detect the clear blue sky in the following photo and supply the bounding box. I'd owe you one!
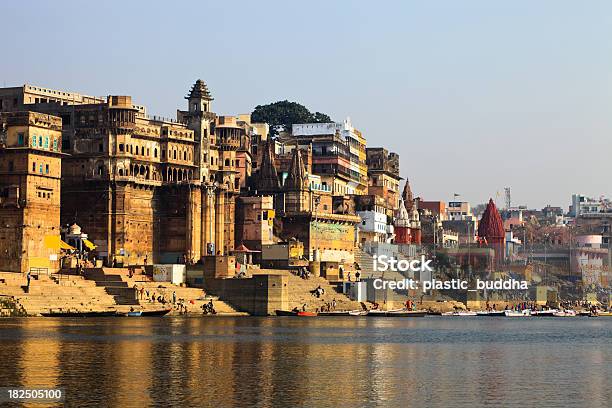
[3,0,612,210]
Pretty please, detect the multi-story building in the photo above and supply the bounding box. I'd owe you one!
[0,80,241,265]
[290,119,368,195]
[0,111,68,272]
[355,195,393,244]
[570,194,608,217]
[365,147,401,211]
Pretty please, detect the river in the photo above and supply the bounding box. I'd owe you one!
[0,317,610,407]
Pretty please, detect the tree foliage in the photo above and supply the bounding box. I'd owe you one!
[251,100,332,137]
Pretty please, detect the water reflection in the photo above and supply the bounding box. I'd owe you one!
[0,317,610,407]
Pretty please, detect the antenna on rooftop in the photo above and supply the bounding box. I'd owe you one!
[504,187,511,209]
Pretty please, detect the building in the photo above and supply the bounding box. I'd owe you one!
[419,200,447,220]
[291,119,368,196]
[235,195,275,251]
[0,111,69,272]
[365,147,401,211]
[570,194,609,217]
[1,80,241,265]
[355,195,393,244]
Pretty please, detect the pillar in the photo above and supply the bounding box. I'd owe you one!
[215,189,225,255]
[185,188,201,263]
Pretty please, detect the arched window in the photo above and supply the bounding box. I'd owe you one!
[224,159,230,166]
[118,169,124,176]
[183,151,187,161]
[154,148,158,158]
[173,150,177,160]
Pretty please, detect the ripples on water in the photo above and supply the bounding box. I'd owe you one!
[0,317,609,408]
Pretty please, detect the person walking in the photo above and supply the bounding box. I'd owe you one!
[26,271,31,293]
[172,291,177,305]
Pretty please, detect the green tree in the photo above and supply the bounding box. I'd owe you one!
[251,100,332,136]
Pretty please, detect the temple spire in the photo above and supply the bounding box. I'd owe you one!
[402,179,414,211]
[285,145,308,191]
[477,198,504,240]
[256,140,280,192]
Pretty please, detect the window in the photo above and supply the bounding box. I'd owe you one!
[44,136,49,148]
[45,164,49,174]
[39,136,43,147]
[99,143,103,153]
[119,144,124,152]
[39,164,43,174]
[32,162,36,172]
[236,159,240,167]
[8,161,14,171]
[32,135,37,147]
[17,133,24,146]
[173,150,177,160]
[154,148,158,158]
[224,159,230,166]
[53,139,58,151]
[183,151,187,160]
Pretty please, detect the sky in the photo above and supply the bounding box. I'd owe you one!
[2,0,612,210]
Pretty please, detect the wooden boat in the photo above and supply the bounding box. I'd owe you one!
[318,311,350,316]
[365,309,388,317]
[553,310,577,317]
[125,309,171,317]
[535,309,558,317]
[275,310,317,316]
[598,311,612,316]
[427,311,442,316]
[386,310,427,317]
[41,310,117,317]
[476,311,506,317]
[348,310,368,316]
[442,311,477,316]
[504,310,531,317]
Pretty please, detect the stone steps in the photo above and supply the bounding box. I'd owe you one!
[275,271,365,312]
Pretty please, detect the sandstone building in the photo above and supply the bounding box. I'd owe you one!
[0,81,242,266]
[0,111,67,272]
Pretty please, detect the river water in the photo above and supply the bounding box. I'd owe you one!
[0,317,609,407]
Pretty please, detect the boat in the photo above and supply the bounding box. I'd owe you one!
[504,310,531,317]
[386,310,427,317]
[41,310,117,317]
[534,309,558,317]
[275,310,317,316]
[476,311,506,317]
[553,310,577,317]
[427,311,442,316]
[125,309,171,317]
[318,311,350,316]
[348,310,368,316]
[365,309,388,317]
[442,311,477,316]
[598,311,612,317]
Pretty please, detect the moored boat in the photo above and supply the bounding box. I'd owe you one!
[476,311,506,317]
[318,311,350,316]
[275,310,317,316]
[504,309,531,317]
[366,309,388,317]
[348,310,368,316]
[443,311,477,316]
[534,309,558,317]
[386,310,427,317]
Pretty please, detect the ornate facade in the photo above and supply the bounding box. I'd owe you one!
[0,80,241,265]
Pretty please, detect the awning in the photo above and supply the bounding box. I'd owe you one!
[44,236,75,251]
[83,239,97,250]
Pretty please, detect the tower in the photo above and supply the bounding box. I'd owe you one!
[284,146,311,214]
